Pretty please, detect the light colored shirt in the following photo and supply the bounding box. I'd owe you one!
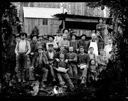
[48,51,54,59]
[54,36,63,44]
[104,44,112,59]
[15,39,31,55]
[46,41,58,50]
[18,40,26,52]
[89,40,98,56]
[59,39,69,47]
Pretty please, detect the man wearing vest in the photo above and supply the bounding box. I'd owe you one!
[15,32,31,82]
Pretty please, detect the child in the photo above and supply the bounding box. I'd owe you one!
[77,46,90,86]
[97,49,108,74]
[88,59,98,83]
[54,53,74,91]
[66,47,78,78]
[88,47,97,60]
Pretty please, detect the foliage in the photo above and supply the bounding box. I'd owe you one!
[87,0,128,99]
[0,2,21,76]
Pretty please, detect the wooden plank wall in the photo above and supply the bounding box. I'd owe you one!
[24,18,61,36]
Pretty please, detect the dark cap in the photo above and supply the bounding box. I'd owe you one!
[80,34,86,38]
[20,32,27,37]
[48,44,54,47]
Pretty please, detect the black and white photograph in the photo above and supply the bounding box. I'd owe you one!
[0,1,128,101]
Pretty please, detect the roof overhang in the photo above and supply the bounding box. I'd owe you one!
[23,7,67,19]
[54,13,112,30]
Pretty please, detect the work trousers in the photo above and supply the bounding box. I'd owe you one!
[68,63,78,78]
[57,72,74,91]
[16,53,27,81]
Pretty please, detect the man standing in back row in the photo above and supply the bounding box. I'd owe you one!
[15,32,31,82]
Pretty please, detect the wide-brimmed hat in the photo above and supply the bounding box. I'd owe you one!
[48,44,54,47]
[32,34,38,38]
[38,34,43,38]
[20,32,27,37]
[80,34,86,38]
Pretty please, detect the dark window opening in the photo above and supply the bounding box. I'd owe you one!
[42,18,48,25]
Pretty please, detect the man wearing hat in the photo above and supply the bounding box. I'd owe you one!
[34,45,49,89]
[37,35,46,50]
[15,32,31,82]
[46,43,57,82]
[30,34,38,66]
[77,46,90,86]
[78,34,90,53]
[46,35,58,51]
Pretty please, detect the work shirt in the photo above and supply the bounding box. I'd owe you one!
[77,53,90,65]
[78,40,90,53]
[89,40,98,56]
[104,44,112,59]
[54,36,63,44]
[66,52,77,63]
[70,40,78,51]
[59,39,70,48]
[15,39,31,54]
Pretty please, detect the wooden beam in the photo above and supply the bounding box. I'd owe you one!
[65,18,98,23]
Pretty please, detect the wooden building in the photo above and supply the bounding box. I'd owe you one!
[23,7,66,36]
[54,13,112,37]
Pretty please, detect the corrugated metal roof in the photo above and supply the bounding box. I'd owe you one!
[23,7,67,18]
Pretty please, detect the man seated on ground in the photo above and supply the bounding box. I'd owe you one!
[54,53,74,91]
[34,45,49,89]
[66,47,78,79]
[46,44,57,82]
[77,46,90,86]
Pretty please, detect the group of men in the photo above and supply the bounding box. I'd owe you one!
[14,29,113,91]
